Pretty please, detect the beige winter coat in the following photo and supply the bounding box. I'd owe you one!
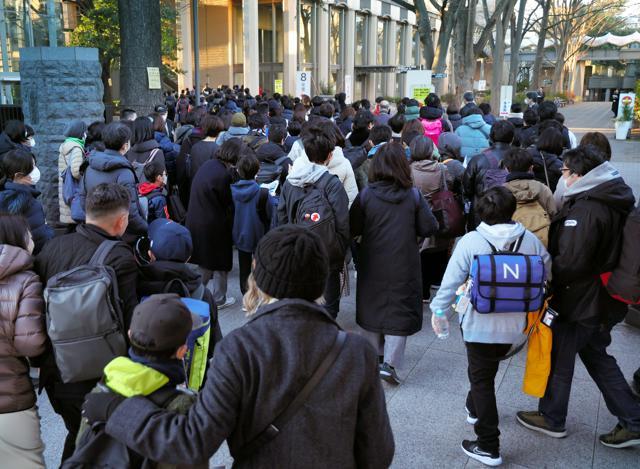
[504,178,558,247]
[58,140,85,224]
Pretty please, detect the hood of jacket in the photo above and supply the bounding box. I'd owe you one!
[0,181,39,214]
[420,106,443,120]
[174,125,193,144]
[462,113,489,129]
[60,139,83,156]
[227,126,249,136]
[368,180,410,204]
[476,221,526,251]
[256,142,286,163]
[0,132,17,155]
[448,113,462,122]
[327,146,348,172]
[405,106,420,120]
[505,178,549,204]
[89,149,132,171]
[411,159,440,173]
[138,182,162,196]
[563,162,635,212]
[0,245,33,280]
[286,161,328,188]
[231,179,261,202]
[131,139,160,154]
[138,261,202,297]
[104,356,178,397]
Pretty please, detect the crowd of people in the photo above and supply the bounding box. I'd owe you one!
[0,84,638,468]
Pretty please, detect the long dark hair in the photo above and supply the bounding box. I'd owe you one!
[0,213,31,250]
[132,116,154,145]
[369,142,413,189]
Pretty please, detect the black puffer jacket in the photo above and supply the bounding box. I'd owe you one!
[103,299,395,468]
[126,139,166,168]
[549,166,635,324]
[463,142,513,202]
[0,182,53,254]
[0,133,17,162]
[527,147,563,192]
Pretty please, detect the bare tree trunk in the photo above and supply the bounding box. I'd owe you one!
[508,0,527,97]
[551,46,565,93]
[415,0,435,68]
[490,0,516,115]
[433,0,461,73]
[454,0,477,103]
[532,0,551,89]
[118,0,163,115]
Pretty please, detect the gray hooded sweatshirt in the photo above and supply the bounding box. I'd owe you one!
[430,222,551,344]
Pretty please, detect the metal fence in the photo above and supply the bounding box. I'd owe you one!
[0,105,24,130]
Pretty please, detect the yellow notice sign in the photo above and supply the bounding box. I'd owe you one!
[147,67,161,89]
[274,79,283,95]
[412,86,431,102]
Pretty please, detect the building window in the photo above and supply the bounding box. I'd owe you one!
[377,18,387,65]
[299,0,315,66]
[355,13,367,66]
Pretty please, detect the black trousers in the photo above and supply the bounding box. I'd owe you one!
[45,382,93,464]
[324,268,342,319]
[420,249,449,300]
[465,342,511,452]
[238,250,253,295]
[539,317,640,431]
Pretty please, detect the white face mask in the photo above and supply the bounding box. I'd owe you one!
[29,166,41,185]
[28,137,36,147]
[161,174,168,186]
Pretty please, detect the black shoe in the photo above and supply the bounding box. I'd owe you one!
[461,440,502,466]
[599,424,640,448]
[379,362,401,385]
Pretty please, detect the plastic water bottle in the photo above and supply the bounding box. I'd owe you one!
[432,309,450,339]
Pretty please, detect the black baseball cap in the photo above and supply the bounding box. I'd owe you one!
[129,294,193,352]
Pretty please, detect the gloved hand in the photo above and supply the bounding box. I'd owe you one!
[82,392,125,424]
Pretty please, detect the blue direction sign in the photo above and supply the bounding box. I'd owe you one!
[433,73,447,79]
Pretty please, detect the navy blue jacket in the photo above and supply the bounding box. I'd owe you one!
[231,180,271,253]
[0,181,54,254]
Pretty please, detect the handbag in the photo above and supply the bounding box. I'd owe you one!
[522,299,553,397]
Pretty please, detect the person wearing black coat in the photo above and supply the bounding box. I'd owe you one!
[81,225,395,469]
[126,116,166,173]
[350,143,438,384]
[517,147,640,448]
[527,126,564,192]
[186,154,235,308]
[463,121,515,230]
[189,115,224,181]
[0,149,53,254]
[34,184,139,464]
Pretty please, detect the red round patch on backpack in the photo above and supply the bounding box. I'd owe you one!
[311,212,320,222]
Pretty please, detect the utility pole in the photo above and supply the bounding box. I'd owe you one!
[192,0,200,96]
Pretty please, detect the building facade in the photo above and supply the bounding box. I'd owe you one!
[177,0,429,100]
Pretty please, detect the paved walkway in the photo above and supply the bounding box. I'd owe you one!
[37,102,640,468]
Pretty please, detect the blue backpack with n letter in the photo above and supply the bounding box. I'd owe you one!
[470,233,545,313]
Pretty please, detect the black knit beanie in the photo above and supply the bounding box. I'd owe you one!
[253,225,329,301]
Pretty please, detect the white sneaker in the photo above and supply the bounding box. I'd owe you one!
[466,406,479,424]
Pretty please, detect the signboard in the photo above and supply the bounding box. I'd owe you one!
[433,73,447,79]
[499,85,513,118]
[617,92,636,119]
[406,70,433,103]
[295,71,312,97]
[146,67,161,90]
[274,79,283,95]
[474,80,487,91]
[344,74,353,104]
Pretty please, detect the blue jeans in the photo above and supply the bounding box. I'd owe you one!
[539,317,640,432]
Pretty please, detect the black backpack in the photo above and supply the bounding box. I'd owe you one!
[256,155,289,184]
[289,173,343,264]
[61,387,180,469]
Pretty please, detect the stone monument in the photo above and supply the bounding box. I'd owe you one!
[19,47,104,224]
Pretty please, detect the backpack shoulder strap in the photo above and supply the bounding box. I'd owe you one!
[147,386,181,408]
[88,240,121,266]
[257,187,270,228]
[510,232,526,253]
[275,155,289,166]
[163,278,191,297]
[145,148,160,165]
[237,330,348,459]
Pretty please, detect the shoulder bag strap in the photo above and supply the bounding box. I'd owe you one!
[540,152,551,188]
[145,148,160,165]
[438,164,447,192]
[88,240,120,266]
[163,278,191,297]
[237,330,348,459]
[147,386,181,408]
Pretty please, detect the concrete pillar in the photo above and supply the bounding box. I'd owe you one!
[385,20,397,97]
[402,24,412,98]
[19,47,104,223]
[343,8,356,102]
[282,0,297,95]
[365,14,377,100]
[317,3,330,92]
[178,2,193,91]
[243,0,260,94]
